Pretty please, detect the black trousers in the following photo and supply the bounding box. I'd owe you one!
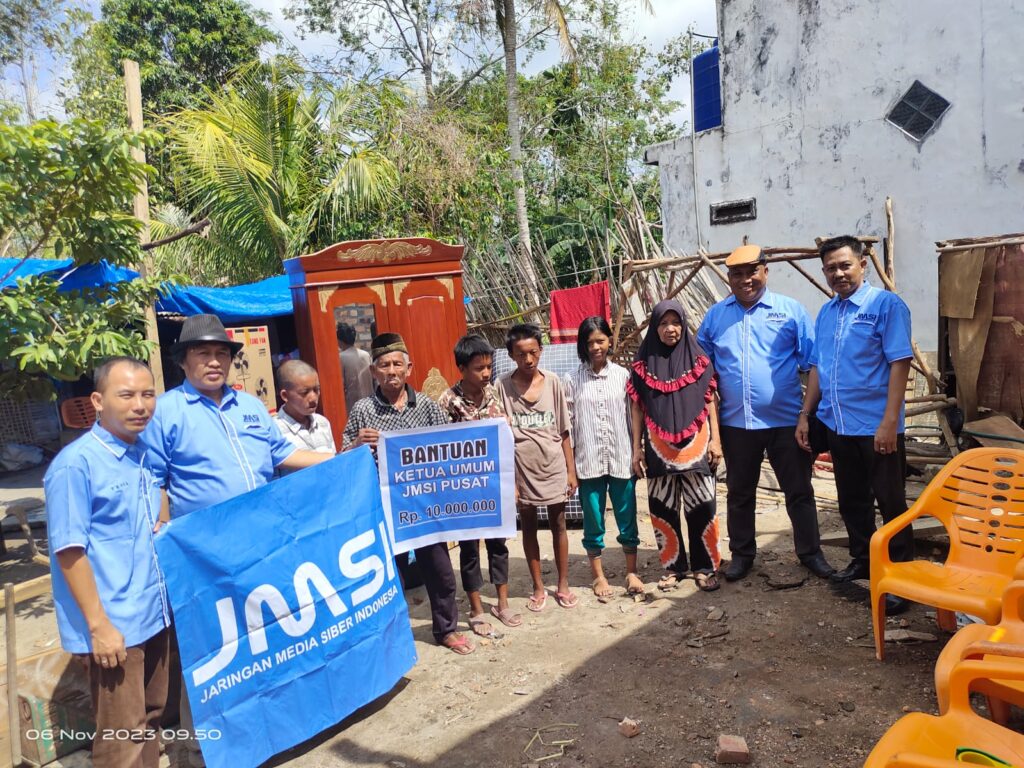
[396,542,458,643]
[720,425,822,560]
[827,428,914,565]
[459,538,510,593]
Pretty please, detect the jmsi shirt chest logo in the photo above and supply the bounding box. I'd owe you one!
[192,522,396,689]
[852,312,879,325]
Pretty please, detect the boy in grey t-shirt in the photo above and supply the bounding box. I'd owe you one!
[498,324,577,612]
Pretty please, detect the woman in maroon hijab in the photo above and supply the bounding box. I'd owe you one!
[629,299,723,591]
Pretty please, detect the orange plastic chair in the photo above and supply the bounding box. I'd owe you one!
[933,573,1024,725]
[864,658,1024,768]
[884,756,1017,767]
[59,396,97,429]
[871,448,1024,660]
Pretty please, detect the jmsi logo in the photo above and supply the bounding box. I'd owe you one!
[193,522,395,687]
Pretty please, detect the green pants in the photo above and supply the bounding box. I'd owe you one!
[579,475,639,555]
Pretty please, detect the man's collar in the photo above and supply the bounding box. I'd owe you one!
[839,281,872,306]
[277,408,316,433]
[89,422,132,459]
[182,378,236,406]
[374,383,418,408]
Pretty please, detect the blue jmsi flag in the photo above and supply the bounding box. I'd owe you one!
[155,447,416,768]
[378,418,517,554]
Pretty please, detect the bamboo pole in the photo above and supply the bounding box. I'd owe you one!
[787,259,832,298]
[698,252,730,288]
[123,59,165,394]
[5,583,20,767]
[884,197,896,284]
[937,237,1024,253]
[905,400,954,418]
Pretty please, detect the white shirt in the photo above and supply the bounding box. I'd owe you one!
[564,362,633,480]
[272,410,336,475]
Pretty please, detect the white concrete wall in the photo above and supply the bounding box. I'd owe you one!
[645,0,1024,348]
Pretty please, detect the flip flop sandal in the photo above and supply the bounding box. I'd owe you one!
[555,591,579,609]
[657,573,680,592]
[527,593,547,612]
[694,572,721,592]
[490,605,523,627]
[468,615,496,638]
[441,632,475,655]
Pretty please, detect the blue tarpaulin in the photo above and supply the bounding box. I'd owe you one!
[52,261,140,291]
[156,274,294,322]
[5,257,469,318]
[0,257,73,289]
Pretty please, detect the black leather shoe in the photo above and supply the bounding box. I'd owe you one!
[884,595,911,615]
[800,552,836,579]
[829,561,870,583]
[724,556,754,582]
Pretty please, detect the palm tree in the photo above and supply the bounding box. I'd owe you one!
[492,0,573,305]
[488,0,649,303]
[163,60,397,280]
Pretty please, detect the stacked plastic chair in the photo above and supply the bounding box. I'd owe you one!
[870,449,1024,661]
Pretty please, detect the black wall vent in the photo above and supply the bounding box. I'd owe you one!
[886,80,950,142]
[710,198,756,225]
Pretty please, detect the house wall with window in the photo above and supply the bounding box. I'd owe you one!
[644,0,1024,348]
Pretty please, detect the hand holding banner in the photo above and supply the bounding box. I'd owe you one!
[378,418,517,553]
[155,447,416,768]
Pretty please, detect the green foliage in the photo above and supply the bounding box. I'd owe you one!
[0,276,163,400]
[0,119,154,265]
[162,61,398,281]
[61,18,127,129]
[0,119,166,400]
[98,0,278,117]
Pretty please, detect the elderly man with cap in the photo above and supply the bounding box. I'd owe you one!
[697,245,834,582]
[342,333,473,655]
[797,236,913,614]
[142,314,332,519]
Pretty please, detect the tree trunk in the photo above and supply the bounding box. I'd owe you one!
[500,0,541,305]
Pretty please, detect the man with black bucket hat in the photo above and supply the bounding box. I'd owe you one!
[141,313,333,761]
[142,314,332,518]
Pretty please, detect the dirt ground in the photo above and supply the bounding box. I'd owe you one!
[269,475,947,768]
[0,471,951,768]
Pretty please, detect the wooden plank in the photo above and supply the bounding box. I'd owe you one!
[962,415,1024,449]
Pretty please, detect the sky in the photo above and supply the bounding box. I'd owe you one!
[6,0,717,127]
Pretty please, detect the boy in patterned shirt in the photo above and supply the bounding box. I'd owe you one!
[438,335,521,635]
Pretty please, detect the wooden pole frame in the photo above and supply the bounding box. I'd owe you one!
[123,59,166,394]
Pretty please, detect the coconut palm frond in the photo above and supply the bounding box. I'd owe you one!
[542,0,576,59]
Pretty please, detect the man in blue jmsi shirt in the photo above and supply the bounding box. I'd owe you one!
[697,245,834,582]
[796,236,914,614]
[45,357,170,768]
[142,314,332,518]
[141,314,332,754]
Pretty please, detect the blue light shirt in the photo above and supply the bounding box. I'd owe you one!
[141,380,296,516]
[45,423,170,654]
[697,289,814,430]
[810,282,914,436]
